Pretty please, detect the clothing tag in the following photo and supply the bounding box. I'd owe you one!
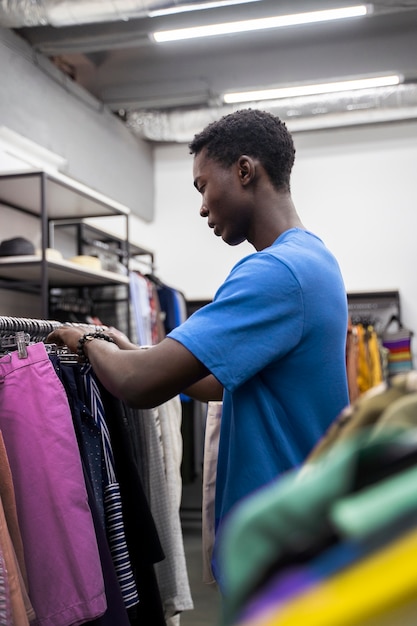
[16,331,28,359]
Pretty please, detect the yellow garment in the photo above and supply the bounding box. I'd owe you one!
[356,325,383,394]
[367,326,383,387]
[239,526,417,626]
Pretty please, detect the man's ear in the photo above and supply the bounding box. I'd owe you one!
[237,155,256,186]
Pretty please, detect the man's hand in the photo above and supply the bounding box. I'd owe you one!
[46,328,219,409]
[46,326,86,355]
[106,327,141,350]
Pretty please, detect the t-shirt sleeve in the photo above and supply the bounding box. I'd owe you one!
[168,252,305,392]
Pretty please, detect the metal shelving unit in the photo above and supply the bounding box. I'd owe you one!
[0,170,153,335]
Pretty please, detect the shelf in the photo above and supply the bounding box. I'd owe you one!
[347,290,400,334]
[0,170,130,219]
[53,220,154,263]
[0,169,135,332]
[0,256,130,287]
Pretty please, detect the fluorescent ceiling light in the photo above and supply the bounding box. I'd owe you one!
[223,74,402,104]
[149,0,261,18]
[152,5,368,43]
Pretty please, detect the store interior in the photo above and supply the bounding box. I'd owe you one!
[1,1,417,625]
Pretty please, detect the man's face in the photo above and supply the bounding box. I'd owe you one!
[193,149,250,247]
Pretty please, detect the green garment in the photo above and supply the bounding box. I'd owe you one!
[218,425,417,626]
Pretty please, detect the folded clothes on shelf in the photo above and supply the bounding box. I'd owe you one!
[0,236,35,256]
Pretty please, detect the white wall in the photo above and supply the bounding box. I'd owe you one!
[0,26,154,221]
[2,116,417,356]
[129,145,253,299]
[128,119,417,336]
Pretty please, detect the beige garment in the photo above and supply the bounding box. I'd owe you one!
[202,401,222,586]
[371,391,417,440]
[306,370,417,464]
[156,397,194,618]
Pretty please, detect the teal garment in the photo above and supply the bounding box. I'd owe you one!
[217,428,417,625]
[169,229,349,584]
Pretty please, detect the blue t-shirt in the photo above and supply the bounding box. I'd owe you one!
[169,228,349,538]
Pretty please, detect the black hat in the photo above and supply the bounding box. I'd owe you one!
[0,237,35,257]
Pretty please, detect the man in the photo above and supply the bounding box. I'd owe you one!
[47,108,349,587]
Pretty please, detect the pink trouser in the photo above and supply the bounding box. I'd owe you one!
[0,342,106,626]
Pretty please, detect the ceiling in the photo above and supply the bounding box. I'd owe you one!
[2,0,417,142]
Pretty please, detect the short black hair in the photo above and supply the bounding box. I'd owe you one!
[189,108,295,192]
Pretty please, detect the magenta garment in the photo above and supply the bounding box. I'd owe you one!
[0,342,107,626]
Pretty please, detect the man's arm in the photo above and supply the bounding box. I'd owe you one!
[47,326,219,408]
[183,375,223,402]
[105,327,224,401]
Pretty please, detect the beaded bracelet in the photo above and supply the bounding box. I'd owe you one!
[77,332,115,364]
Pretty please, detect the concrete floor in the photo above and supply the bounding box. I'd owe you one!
[180,476,222,626]
[180,527,222,626]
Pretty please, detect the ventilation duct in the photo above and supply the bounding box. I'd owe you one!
[0,0,412,29]
[126,83,417,142]
[0,0,227,28]
[1,0,416,143]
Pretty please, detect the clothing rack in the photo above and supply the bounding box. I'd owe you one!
[347,290,401,336]
[0,316,63,341]
[0,316,107,340]
[0,316,108,361]
[0,316,191,624]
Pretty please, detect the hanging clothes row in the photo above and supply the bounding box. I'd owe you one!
[94,271,187,346]
[128,272,204,488]
[48,268,188,349]
[346,321,385,403]
[346,315,414,404]
[0,317,193,626]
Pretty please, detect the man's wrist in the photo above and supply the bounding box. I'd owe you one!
[76,332,115,363]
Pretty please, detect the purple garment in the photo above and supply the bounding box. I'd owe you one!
[0,343,107,626]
